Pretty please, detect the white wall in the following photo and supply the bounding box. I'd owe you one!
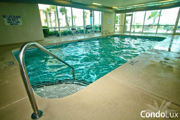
[0,2,44,45]
[102,12,115,33]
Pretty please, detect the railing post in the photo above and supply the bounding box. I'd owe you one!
[19,43,43,119]
[18,42,76,119]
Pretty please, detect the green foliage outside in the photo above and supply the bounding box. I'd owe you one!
[136,23,141,28]
[61,30,73,36]
[48,31,58,36]
[84,11,88,25]
[59,7,69,28]
[147,11,161,25]
[42,26,59,37]
[42,26,49,37]
[116,16,119,24]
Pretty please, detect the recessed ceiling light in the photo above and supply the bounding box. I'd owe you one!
[132,4,144,6]
[112,6,118,9]
[159,0,174,3]
[92,2,101,6]
[55,0,71,4]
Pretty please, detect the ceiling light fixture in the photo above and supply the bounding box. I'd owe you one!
[92,2,101,6]
[159,0,174,3]
[132,4,144,6]
[112,6,118,9]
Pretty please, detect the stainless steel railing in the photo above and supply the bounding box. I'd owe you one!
[106,30,111,35]
[102,30,111,36]
[18,42,76,119]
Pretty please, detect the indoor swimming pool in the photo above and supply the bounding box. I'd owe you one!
[13,35,164,98]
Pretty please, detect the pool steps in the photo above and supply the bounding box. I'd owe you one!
[18,42,78,119]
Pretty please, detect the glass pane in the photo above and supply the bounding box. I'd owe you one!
[115,25,119,31]
[84,10,93,26]
[132,11,145,25]
[93,26,101,33]
[50,10,58,27]
[38,4,57,27]
[72,8,83,26]
[145,10,160,25]
[41,11,47,26]
[131,25,143,33]
[143,25,157,33]
[85,25,93,34]
[125,16,131,31]
[115,14,120,25]
[72,27,85,35]
[94,11,101,25]
[159,7,179,25]
[115,25,124,32]
[176,19,180,33]
[94,11,101,33]
[58,6,72,27]
[157,25,174,33]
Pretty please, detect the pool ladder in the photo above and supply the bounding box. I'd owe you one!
[102,30,110,36]
[18,42,76,119]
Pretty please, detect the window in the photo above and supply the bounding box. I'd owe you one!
[84,10,92,26]
[57,6,72,28]
[144,10,160,33]
[131,11,145,33]
[94,11,101,25]
[94,11,101,33]
[38,4,57,28]
[144,10,160,25]
[158,7,179,33]
[72,8,83,26]
[176,19,180,33]
[115,14,120,31]
[132,11,145,25]
[115,14,125,32]
[125,15,132,31]
[84,9,93,34]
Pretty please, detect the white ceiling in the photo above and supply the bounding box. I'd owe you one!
[72,0,159,7]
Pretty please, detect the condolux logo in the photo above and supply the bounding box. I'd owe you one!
[140,100,179,118]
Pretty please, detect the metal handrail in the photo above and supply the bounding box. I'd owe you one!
[102,30,108,36]
[18,42,76,119]
[106,30,111,35]
[102,30,111,36]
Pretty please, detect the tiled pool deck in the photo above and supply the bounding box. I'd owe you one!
[0,33,180,120]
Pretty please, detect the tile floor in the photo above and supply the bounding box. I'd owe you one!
[0,33,180,120]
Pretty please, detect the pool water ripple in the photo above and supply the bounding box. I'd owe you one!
[13,36,163,92]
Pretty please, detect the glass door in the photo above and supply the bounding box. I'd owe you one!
[125,14,132,32]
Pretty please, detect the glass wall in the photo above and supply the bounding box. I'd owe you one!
[94,11,101,33]
[157,7,179,33]
[131,11,145,33]
[115,14,125,32]
[84,9,93,34]
[176,18,180,33]
[84,10,92,26]
[115,14,121,31]
[125,15,132,32]
[72,8,83,26]
[144,10,160,33]
[115,7,180,35]
[72,8,84,35]
[38,4,102,37]
[39,4,59,37]
[58,6,72,28]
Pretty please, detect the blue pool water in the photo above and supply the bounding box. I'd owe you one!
[13,36,164,89]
